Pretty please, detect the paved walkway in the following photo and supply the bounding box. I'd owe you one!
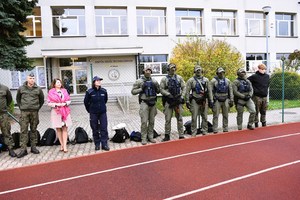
[0,103,299,170]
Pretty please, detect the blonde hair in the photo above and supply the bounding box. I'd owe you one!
[258,64,266,70]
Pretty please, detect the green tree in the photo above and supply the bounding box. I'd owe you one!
[285,50,300,72]
[170,37,244,81]
[0,0,37,70]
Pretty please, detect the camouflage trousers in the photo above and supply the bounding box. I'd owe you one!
[236,99,256,130]
[163,102,184,137]
[0,113,14,149]
[212,99,229,132]
[252,96,268,123]
[190,99,208,135]
[20,111,40,149]
[139,102,157,142]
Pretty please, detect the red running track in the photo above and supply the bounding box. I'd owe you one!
[1,122,300,199]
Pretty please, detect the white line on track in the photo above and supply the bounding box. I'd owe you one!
[165,160,300,200]
[1,132,300,195]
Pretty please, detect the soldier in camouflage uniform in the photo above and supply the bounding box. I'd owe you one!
[131,67,160,145]
[232,68,256,130]
[185,65,209,136]
[160,63,186,141]
[0,84,17,157]
[208,67,234,133]
[16,73,44,158]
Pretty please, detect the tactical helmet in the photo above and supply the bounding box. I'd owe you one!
[194,65,203,73]
[237,68,246,76]
[167,63,176,71]
[143,66,152,74]
[216,67,225,74]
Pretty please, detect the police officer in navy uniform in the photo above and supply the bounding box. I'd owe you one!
[160,63,186,141]
[84,76,109,151]
[131,67,160,145]
[232,68,256,130]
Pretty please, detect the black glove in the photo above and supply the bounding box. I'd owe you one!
[243,95,251,101]
[167,94,174,99]
[229,100,234,107]
[186,102,191,109]
[208,101,214,108]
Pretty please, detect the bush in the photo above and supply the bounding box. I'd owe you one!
[269,71,300,100]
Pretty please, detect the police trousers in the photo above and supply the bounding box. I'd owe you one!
[0,113,14,149]
[139,102,157,142]
[89,112,108,147]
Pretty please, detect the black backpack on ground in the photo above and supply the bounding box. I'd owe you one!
[130,131,142,142]
[111,128,130,143]
[153,129,161,138]
[184,121,213,134]
[72,127,92,144]
[40,128,56,146]
[0,134,8,152]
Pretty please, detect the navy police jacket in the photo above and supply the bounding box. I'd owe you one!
[84,87,108,114]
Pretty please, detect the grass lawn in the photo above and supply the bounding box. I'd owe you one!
[156,97,300,117]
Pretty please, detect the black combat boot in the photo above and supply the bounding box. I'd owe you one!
[247,125,254,130]
[161,134,170,142]
[8,148,17,157]
[17,149,28,158]
[262,122,266,127]
[31,146,40,154]
[255,123,259,128]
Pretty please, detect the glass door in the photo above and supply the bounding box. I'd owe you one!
[61,69,74,94]
[75,69,87,94]
[60,67,87,95]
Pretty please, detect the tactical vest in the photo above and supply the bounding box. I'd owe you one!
[214,77,228,94]
[193,77,207,94]
[167,75,181,96]
[238,78,250,93]
[143,80,156,97]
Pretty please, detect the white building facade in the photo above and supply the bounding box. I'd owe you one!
[6,0,300,97]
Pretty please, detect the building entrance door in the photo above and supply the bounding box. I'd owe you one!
[60,67,87,95]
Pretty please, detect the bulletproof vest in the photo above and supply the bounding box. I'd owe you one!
[215,77,228,94]
[143,80,156,97]
[193,77,206,94]
[238,78,250,93]
[167,75,181,96]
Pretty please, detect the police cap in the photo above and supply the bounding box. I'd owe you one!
[93,76,103,82]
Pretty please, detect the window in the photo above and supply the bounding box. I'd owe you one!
[95,7,127,35]
[246,53,266,72]
[212,10,237,35]
[11,67,46,89]
[276,13,295,37]
[21,7,42,37]
[52,7,85,36]
[139,55,168,75]
[176,9,202,35]
[245,12,264,36]
[137,8,166,35]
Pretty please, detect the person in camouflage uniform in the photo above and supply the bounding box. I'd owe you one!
[0,83,17,157]
[160,63,186,141]
[232,68,256,130]
[248,63,270,127]
[131,67,160,145]
[16,73,44,158]
[185,65,209,136]
[208,67,234,133]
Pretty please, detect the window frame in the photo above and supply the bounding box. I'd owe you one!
[276,13,295,37]
[11,66,46,89]
[21,7,42,37]
[175,9,203,35]
[136,8,166,35]
[245,12,264,36]
[212,10,237,36]
[138,54,168,75]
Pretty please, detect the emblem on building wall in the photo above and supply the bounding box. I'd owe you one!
[108,69,120,81]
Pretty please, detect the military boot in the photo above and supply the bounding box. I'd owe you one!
[161,134,170,142]
[8,148,17,157]
[148,138,156,143]
[255,123,259,128]
[247,125,254,130]
[262,122,267,127]
[31,146,40,154]
[17,149,28,158]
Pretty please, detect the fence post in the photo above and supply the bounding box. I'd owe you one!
[281,56,285,123]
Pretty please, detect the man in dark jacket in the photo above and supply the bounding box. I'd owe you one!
[84,76,109,151]
[0,84,17,157]
[16,73,44,158]
[248,64,270,127]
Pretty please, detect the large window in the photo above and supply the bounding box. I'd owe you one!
[176,9,203,35]
[245,12,264,36]
[139,55,168,75]
[95,7,127,35]
[137,8,166,35]
[276,13,295,37]
[212,10,237,35]
[52,7,85,36]
[11,67,46,89]
[246,53,266,72]
[21,7,42,37]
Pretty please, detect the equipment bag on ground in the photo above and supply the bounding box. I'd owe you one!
[111,128,130,143]
[72,127,92,144]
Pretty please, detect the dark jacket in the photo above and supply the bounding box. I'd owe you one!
[0,84,12,113]
[84,87,108,114]
[16,82,44,111]
[248,71,270,97]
